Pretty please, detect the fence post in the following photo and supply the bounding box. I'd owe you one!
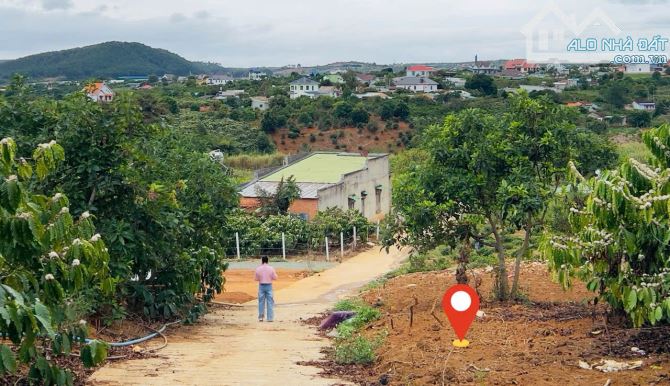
[325,236,330,262]
[340,232,344,260]
[235,232,241,260]
[353,226,357,250]
[281,232,286,260]
[376,220,380,240]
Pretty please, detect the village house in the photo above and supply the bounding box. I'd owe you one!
[83,82,114,102]
[317,86,341,98]
[322,74,345,84]
[239,152,391,221]
[214,89,245,99]
[406,65,435,77]
[632,100,656,111]
[248,70,268,81]
[394,76,438,92]
[498,69,527,79]
[289,77,320,99]
[625,63,652,73]
[445,77,466,89]
[355,92,391,99]
[207,75,235,85]
[504,59,538,73]
[355,73,377,86]
[467,57,500,75]
[251,96,270,110]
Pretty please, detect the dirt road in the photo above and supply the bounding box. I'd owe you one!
[88,246,407,385]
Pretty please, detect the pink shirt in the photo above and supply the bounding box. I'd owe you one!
[254,264,278,284]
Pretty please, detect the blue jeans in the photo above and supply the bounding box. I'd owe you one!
[258,283,274,321]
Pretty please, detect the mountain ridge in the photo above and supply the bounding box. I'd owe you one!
[0,41,225,80]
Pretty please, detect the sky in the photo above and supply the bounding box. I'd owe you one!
[0,0,668,67]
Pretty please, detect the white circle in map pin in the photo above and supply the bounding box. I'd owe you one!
[450,291,471,312]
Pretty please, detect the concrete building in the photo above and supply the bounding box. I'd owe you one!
[625,63,652,73]
[632,100,656,111]
[251,96,270,110]
[406,65,435,77]
[207,75,235,85]
[289,77,320,99]
[83,82,114,102]
[248,70,268,80]
[394,76,438,92]
[445,77,466,89]
[239,152,391,221]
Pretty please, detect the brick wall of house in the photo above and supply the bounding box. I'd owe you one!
[239,197,319,220]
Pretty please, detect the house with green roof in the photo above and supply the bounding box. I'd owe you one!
[240,152,391,220]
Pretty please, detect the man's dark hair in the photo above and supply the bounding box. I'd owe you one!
[261,255,269,264]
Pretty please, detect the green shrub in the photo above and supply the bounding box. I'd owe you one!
[543,124,670,327]
[334,335,378,364]
[334,298,365,311]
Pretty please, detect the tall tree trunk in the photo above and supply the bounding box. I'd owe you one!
[510,216,532,299]
[455,239,470,285]
[488,216,509,301]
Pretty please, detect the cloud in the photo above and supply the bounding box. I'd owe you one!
[40,0,72,10]
[0,0,666,66]
[169,13,187,23]
[194,10,210,20]
[607,0,668,3]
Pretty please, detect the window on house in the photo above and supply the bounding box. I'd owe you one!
[348,197,355,210]
[300,85,304,90]
[375,186,382,213]
[360,191,367,214]
[298,213,308,221]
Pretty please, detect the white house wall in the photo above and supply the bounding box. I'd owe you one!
[316,156,391,220]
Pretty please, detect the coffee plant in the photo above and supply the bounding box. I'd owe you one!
[543,124,670,327]
[1,137,113,384]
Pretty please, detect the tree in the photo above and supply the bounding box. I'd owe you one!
[543,124,670,327]
[257,176,301,216]
[654,99,669,117]
[351,105,370,126]
[465,74,497,96]
[628,110,652,128]
[0,138,112,382]
[1,81,239,323]
[382,94,617,300]
[602,81,630,108]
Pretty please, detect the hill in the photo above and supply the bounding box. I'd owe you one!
[0,41,224,80]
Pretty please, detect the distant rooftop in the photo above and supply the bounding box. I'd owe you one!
[394,76,438,86]
[261,152,382,184]
[407,65,435,71]
[290,77,319,85]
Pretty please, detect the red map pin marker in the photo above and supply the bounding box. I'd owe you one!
[441,284,479,347]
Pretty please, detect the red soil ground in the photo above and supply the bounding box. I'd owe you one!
[316,262,670,385]
[215,269,311,304]
[270,118,411,154]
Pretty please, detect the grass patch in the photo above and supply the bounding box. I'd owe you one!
[617,140,653,163]
[331,297,384,365]
[225,153,285,170]
[360,277,388,292]
[334,333,386,365]
[333,298,366,312]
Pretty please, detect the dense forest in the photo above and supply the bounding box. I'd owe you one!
[0,42,223,80]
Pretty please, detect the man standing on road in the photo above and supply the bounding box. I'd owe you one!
[255,255,278,322]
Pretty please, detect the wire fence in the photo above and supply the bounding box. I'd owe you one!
[222,223,381,262]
